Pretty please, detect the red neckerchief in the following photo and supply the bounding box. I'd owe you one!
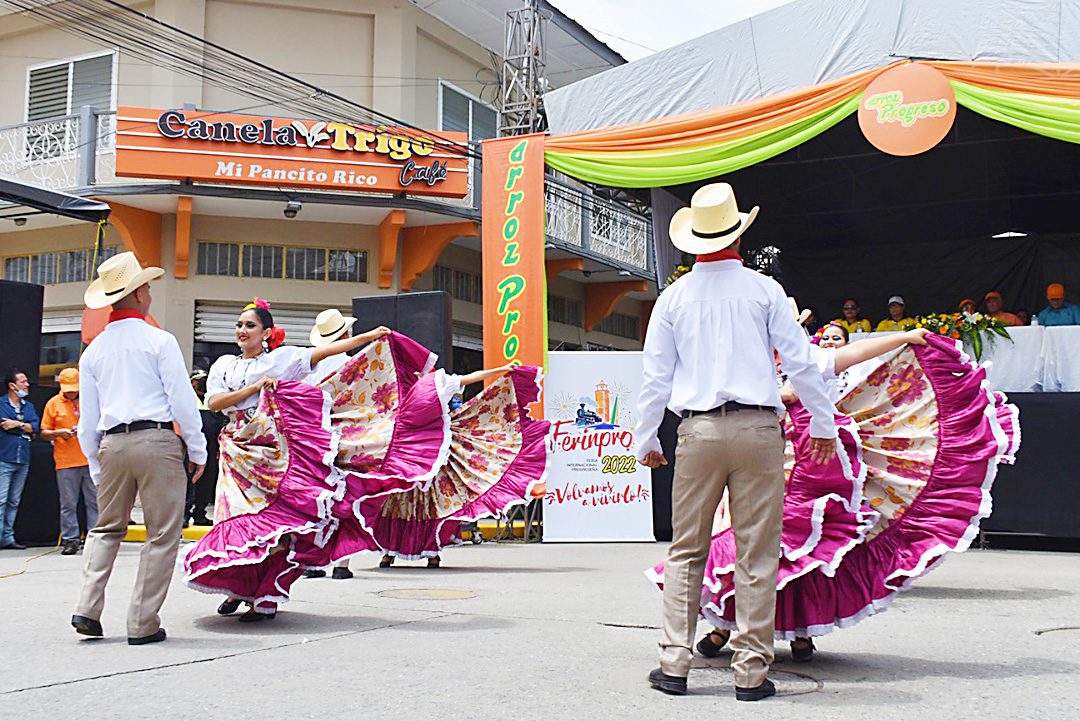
[696,248,744,263]
[108,309,146,323]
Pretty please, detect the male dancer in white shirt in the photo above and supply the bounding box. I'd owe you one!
[73,252,207,645]
[637,184,837,701]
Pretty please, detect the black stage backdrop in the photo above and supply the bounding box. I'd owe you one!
[780,233,1080,323]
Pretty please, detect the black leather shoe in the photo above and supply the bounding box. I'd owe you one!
[61,542,80,556]
[191,517,211,527]
[735,678,776,702]
[791,638,816,662]
[302,569,327,579]
[3,542,27,550]
[378,555,394,568]
[217,598,243,615]
[71,614,103,637]
[696,630,729,658]
[239,608,276,622]
[331,567,353,580]
[648,668,687,696]
[128,628,167,645]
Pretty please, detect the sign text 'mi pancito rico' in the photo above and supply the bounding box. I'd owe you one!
[114,106,469,197]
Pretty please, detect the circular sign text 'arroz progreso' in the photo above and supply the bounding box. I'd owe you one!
[858,63,957,157]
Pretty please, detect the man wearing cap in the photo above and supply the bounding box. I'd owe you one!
[301,308,357,580]
[636,183,837,702]
[984,291,1022,326]
[1037,284,1080,326]
[72,251,206,645]
[40,368,97,555]
[959,298,978,315]
[875,296,917,332]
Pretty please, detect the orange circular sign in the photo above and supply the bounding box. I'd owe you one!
[858,64,956,157]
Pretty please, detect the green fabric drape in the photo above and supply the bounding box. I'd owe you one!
[544,95,861,188]
[952,80,1080,144]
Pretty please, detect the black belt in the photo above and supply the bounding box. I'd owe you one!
[682,402,771,419]
[104,420,172,435]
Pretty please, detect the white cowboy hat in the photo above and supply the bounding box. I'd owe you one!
[669,183,759,255]
[787,297,812,326]
[84,251,164,309]
[309,308,356,346]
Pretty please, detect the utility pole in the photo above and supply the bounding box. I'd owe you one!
[500,0,547,136]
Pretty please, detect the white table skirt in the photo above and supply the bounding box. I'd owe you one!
[848,325,1080,392]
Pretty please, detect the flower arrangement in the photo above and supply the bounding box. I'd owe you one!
[914,312,1011,361]
[665,264,692,286]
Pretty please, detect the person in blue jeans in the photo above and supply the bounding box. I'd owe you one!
[0,369,40,549]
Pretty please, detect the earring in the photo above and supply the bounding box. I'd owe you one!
[262,340,269,352]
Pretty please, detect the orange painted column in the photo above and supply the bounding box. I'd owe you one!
[174,196,192,278]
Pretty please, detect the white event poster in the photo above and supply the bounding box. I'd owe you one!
[543,351,654,542]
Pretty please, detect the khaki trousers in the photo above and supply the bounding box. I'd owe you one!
[659,409,785,688]
[75,429,187,638]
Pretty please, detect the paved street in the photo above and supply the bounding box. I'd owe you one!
[0,541,1076,720]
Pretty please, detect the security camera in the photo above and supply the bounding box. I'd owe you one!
[13,217,27,227]
[283,201,302,219]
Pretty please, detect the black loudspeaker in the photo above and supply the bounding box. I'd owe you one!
[0,280,43,379]
[0,281,52,544]
[352,291,453,370]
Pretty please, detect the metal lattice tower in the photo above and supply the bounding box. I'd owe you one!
[500,0,547,136]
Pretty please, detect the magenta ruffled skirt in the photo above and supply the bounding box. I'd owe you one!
[649,334,1020,640]
[182,333,548,612]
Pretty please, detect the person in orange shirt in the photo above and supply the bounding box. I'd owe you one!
[984,291,1022,326]
[40,368,98,555]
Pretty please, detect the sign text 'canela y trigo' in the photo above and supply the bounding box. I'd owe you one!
[114,106,469,197]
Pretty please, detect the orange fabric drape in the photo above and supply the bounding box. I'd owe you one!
[929,61,1080,98]
[545,63,900,153]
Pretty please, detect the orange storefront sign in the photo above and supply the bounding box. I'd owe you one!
[114,106,470,197]
[481,134,548,391]
[858,64,957,157]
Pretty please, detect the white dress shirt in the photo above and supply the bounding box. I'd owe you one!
[78,318,208,484]
[302,352,349,385]
[206,345,314,412]
[635,260,837,460]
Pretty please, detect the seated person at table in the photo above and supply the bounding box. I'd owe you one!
[959,298,977,315]
[875,295,917,332]
[836,298,871,334]
[1037,284,1080,326]
[984,291,1022,326]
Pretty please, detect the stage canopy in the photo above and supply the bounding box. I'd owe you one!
[0,176,111,223]
[540,0,1080,321]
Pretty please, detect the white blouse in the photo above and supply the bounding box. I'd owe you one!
[207,345,315,412]
[809,346,841,402]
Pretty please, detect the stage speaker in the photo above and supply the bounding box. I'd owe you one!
[0,281,52,544]
[0,280,43,379]
[352,291,452,369]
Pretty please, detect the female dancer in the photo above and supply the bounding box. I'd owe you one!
[184,321,549,619]
[205,299,388,621]
[651,323,1019,661]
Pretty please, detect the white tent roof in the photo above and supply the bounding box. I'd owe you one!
[409,0,626,89]
[544,0,1080,134]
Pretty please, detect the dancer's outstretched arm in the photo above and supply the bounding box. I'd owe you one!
[458,363,515,388]
[833,328,930,373]
[311,326,391,366]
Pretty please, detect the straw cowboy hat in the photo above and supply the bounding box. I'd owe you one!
[309,308,356,346]
[669,182,759,255]
[84,251,164,309]
[787,297,812,326]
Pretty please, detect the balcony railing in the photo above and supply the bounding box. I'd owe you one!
[545,174,652,273]
[1,109,652,274]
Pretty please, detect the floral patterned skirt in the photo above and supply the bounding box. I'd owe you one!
[182,332,549,611]
[649,334,1020,639]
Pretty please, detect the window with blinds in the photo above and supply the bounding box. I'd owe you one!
[432,265,482,304]
[439,83,497,142]
[1,246,117,285]
[548,295,584,327]
[196,241,368,283]
[596,312,641,340]
[26,52,115,162]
